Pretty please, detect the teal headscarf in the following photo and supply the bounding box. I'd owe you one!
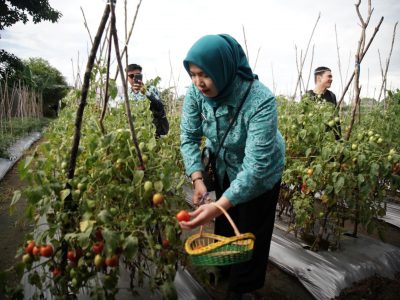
[183,34,255,101]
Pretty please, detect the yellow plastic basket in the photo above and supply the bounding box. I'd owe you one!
[184,203,255,266]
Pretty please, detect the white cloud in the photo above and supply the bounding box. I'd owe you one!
[1,0,399,101]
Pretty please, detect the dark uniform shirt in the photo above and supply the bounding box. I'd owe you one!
[306,89,337,106]
[304,89,341,140]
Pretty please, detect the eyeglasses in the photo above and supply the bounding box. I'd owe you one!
[127,74,136,79]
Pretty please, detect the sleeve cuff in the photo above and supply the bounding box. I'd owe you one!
[186,164,204,177]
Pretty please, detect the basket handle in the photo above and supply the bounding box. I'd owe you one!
[210,202,241,237]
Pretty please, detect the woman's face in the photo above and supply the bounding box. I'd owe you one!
[189,64,218,98]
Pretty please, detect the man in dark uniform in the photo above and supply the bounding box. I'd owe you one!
[306,66,337,106]
[305,66,341,139]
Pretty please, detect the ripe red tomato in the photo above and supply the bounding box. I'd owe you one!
[176,210,190,222]
[67,250,77,262]
[25,241,35,254]
[32,246,41,256]
[162,239,170,248]
[40,245,53,257]
[92,242,104,254]
[105,255,118,267]
[301,183,310,194]
[52,268,62,277]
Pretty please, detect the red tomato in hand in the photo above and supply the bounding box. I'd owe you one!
[176,210,190,222]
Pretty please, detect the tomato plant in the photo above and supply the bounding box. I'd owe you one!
[278,92,400,251]
[11,84,188,298]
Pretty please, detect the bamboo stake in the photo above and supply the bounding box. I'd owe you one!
[242,25,250,61]
[337,15,384,108]
[252,47,261,72]
[293,12,321,99]
[305,44,315,92]
[378,21,398,105]
[110,1,144,168]
[68,4,110,179]
[271,63,277,95]
[334,24,344,96]
[99,19,114,134]
[114,0,143,81]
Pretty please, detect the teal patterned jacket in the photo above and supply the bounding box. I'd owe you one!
[180,76,285,206]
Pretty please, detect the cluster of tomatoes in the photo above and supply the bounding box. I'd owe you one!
[22,241,54,267]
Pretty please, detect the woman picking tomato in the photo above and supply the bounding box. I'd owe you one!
[179,34,285,299]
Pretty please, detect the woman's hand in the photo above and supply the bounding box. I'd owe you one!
[179,203,221,230]
[179,196,233,230]
[192,180,208,206]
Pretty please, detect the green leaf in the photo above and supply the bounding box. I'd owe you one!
[80,220,95,232]
[305,148,312,157]
[78,232,91,249]
[370,162,379,177]
[102,228,119,253]
[134,170,144,184]
[23,156,34,169]
[10,190,21,207]
[97,210,112,224]
[165,225,177,244]
[325,185,333,194]
[147,138,157,151]
[15,262,26,277]
[334,176,345,194]
[154,181,164,192]
[357,174,365,185]
[60,189,71,202]
[109,79,118,99]
[123,235,139,260]
[314,164,322,176]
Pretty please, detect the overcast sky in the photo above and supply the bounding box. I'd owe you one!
[1,0,399,102]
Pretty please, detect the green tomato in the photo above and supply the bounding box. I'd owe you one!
[377,138,383,144]
[328,120,335,127]
[22,254,32,264]
[368,130,374,137]
[144,181,153,192]
[71,277,78,288]
[389,149,396,155]
[351,144,358,150]
[110,207,118,216]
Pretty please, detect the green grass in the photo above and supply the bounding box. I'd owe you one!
[0,117,50,158]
